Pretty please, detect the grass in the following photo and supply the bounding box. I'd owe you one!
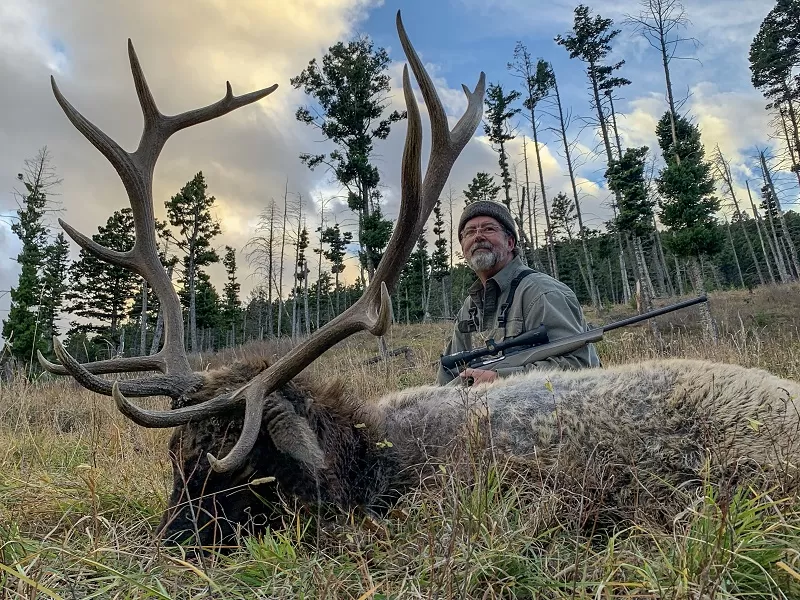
[1,285,800,598]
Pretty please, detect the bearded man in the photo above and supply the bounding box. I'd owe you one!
[437,201,600,386]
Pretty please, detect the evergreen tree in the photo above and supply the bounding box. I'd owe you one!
[291,36,404,280]
[399,232,430,323]
[222,246,241,346]
[655,113,721,258]
[39,232,71,354]
[484,83,521,210]
[557,5,632,305]
[66,209,138,353]
[607,147,654,239]
[3,148,61,363]
[165,172,221,352]
[656,112,721,335]
[750,1,800,180]
[319,223,352,313]
[549,192,578,241]
[359,205,393,275]
[430,197,451,318]
[463,172,501,205]
[181,270,221,350]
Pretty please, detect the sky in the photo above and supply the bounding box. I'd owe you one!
[0,0,786,332]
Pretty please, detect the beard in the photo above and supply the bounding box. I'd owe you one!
[468,242,501,271]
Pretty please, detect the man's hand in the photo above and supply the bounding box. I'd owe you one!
[460,367,498,385]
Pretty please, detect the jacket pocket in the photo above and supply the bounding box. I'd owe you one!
[503,318,525,340]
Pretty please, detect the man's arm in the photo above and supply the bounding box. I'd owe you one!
[500,289,599,375]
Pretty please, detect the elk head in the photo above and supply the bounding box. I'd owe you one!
[41,13,485,544]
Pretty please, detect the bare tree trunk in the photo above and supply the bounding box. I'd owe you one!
[725,216,745,289]
[748,198,776,285]
[278,182,289,337]
[673,252,685,296]
[139,279,148,356]
[637,237,656,300]
[778,106,800,188]
[606,257,617,303]
[522,138,543,271]
[754,171,790,282]
[529,110,557,277]
[304,264,311,336]
[714,148,764,286]
[652,215,675,297]
[553,74,600,309]
[512,164,531,267]
[761,151,800,280]
[688,257,717,341]
[149,264,173,354]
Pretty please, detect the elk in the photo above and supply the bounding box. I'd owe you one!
[41,13,799,549]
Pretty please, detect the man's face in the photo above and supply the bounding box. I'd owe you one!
[460,216,514,275]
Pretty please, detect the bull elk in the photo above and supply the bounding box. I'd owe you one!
[42,13,799,548]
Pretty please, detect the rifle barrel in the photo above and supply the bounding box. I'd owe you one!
[602,296,707,333]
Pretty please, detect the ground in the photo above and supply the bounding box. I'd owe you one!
[1,285,800,599]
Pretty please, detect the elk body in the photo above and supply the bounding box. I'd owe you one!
[155,357,800,545]
[40,12,799,549]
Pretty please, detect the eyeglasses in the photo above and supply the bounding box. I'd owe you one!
[461,224,504,239]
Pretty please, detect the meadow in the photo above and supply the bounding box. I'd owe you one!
[1,285,800,599]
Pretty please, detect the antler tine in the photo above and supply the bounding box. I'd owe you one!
[370,10,485,293]
[50,337,202,397]
[49,41,277,400]
[38,350,163,376]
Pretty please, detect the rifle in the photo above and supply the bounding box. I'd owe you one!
[440,295,708,379]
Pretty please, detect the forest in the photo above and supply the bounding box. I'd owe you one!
[3,0,800,366]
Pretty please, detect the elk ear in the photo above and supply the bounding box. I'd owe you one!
[266,393,326,471]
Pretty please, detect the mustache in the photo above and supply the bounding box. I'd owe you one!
[469,241,493,254]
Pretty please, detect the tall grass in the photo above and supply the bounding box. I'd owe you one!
[2,285,800,598]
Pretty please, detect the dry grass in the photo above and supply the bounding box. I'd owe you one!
[2,285,800,598]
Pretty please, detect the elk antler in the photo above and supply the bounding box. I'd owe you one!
[41,39,277,398]
[49,12,484,475]
[112,11,485,473]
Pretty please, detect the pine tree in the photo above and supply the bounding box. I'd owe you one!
[165,172,221,352]
[430,197,451,318]
[750,1,800,184]
[66,209,138,354]
[291,36,404,280]
[320,223,352,314]
[3,148,61,363]
[549,192,578,241]
[39,232,71,354]
[606,146,658,313]
[656,112,721,336]
[463,172,501,205]
[484,83,521,211]
[222,246,241,346]
[557,5,631,305]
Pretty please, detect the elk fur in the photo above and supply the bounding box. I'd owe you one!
[160,357,800,546]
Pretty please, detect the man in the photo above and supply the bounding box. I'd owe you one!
[437,200,600,386]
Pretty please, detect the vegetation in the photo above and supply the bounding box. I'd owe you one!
[2,285,800,598]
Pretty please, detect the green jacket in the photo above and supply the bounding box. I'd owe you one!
[437,256,601,385]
